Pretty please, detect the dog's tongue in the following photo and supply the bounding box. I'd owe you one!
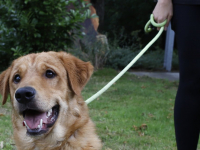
[24,110,47,129]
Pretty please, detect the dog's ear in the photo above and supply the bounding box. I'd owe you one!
[58,52,94,95]
[0,67,11,105]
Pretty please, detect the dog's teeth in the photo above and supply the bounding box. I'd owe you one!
[40,119,43,128]
[47,109,52,117]
[23,121,30,129]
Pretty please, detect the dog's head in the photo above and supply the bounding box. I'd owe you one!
[0,51,93,137]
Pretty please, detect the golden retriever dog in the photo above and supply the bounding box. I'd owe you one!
[0,51,102,150]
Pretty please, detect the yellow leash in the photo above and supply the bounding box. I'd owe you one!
[85,14,167,104]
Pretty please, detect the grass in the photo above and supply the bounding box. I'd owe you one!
[0,68,179,149]
[0,99,13,149]
[83,68,178,150]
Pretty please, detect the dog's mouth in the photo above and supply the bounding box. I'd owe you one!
[22,105,59,136]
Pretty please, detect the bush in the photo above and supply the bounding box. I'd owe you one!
[106,46,179,71]
[0,0,90,71]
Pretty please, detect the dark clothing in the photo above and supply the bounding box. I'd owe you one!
[172,4,200,150]
[173,0,200,4]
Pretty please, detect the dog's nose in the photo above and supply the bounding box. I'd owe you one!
[15,87,36,104]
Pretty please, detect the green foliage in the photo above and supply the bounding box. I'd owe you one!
[70,30,178,71]
[104,0,155,31]
[100,29,178,71]
[107,46,179,71]
[0,0,90,70]
[102,0,157,46]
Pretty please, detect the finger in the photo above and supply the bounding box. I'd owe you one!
[154,17,164,31]
[152,13,160,30]
[157,18,166,31]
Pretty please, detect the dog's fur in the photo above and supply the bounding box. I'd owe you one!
[0,51,102,150]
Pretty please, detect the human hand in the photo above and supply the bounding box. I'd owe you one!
[153,0,173,30]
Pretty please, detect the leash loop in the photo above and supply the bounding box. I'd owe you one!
[150,14,167,27]
[144,14,167,33]
[85,14,166,104]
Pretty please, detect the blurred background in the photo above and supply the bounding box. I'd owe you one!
[0,0,178,72]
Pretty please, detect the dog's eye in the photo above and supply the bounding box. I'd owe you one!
[45,70,56,78]
[14,74,21,83]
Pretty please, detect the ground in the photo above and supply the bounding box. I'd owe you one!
[0,68,197,150]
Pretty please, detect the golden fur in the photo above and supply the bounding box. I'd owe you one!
[0,51,102,150]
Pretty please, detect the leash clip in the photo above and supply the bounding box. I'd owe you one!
[145,14,167,33]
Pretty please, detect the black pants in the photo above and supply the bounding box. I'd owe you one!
[172,4,200,150]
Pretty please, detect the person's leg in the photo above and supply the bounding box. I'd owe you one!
[173,4,200,150]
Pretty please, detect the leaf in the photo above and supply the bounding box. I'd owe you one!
[140,124,147,130]
[24,0,29,4]
[133,125,138,131]
[0,114,4,117]
[39,11,45,15]
[43,1,50,5]
[138,131,144,136]
[133,124,147,131]
[31,18,38,26]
